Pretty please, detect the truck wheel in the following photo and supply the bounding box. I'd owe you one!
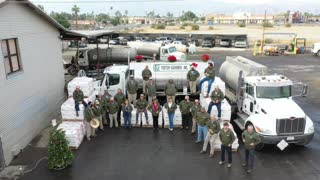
[317,50,320,56]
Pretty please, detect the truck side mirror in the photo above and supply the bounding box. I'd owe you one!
[302,84,308,97]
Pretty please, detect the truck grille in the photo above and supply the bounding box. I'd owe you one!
[276,117,305,135]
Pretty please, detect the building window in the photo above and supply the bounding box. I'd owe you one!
[1,38,22,75]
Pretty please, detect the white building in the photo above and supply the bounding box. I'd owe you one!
[0,0,81,166]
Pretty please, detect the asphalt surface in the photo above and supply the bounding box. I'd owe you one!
[14,49,320,180]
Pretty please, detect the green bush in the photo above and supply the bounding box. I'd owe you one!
[182,22,189,26]
[191,24,199,30]
[285,23,292,27]
[238,23,246,27]
[151,24,156,28]
[180,26,185,29]
[155,24,166,29]
[262,22,273,28]
[264,38,273,43]
[208,26,214,30]
[167,23,175,26]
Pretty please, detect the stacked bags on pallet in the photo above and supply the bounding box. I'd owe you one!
[57,121,86,149]
[61,98,89,120]
[67,77,95,97]
[200,98,232,121]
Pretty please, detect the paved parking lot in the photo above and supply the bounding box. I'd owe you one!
[15,50,320,180]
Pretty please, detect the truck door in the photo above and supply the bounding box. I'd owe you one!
[160,47,169,61]
[243,83,255,115]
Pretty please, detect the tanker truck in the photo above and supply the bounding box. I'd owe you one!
[219,56,314,149]
[95,61,209,101]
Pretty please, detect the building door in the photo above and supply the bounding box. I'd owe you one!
[0,138,4,168]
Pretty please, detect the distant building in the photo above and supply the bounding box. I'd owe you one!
[205,12,274,25]
[125,16,169,24]
[70,19,97,26]
[0,0,80,166]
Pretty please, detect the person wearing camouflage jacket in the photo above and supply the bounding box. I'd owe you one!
[136,94,149,126]
[164,79,177,103]
[191,100,201,134]
[73,86,88,117]
[207,86,224,119]
[93,100,104,130]
[142,66,152,94]
[200,115,221,157]
[195,107,210,143]
[114,89,126,126]
[187,65,200,94]
[126,75,139,107]
[106,98,119,128]
[198,62,216,96]
[84,102,95,140]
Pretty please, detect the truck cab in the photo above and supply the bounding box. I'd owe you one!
[237,75,314,146]
[159,45,186,61]
[311,42,320,56]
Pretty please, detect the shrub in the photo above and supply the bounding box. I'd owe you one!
[182,22,189,26]
[208,26,214,30]
[191,24,199,30]
[151,24,156,28]
[238,23,246,27]
[167,23,175,26]
[155,24,166,29]
[262,22,273,28]
[285,23,292,27]
[180,26,185,29]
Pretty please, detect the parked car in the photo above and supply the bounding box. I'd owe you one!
[118,37,128,45]
[234,38,247,48]
[156,37,173,45]
[109,38,120,45]
[189,39,200,46]
[220,39,231,47]
[202,38,214,47]
[175,37,189,46]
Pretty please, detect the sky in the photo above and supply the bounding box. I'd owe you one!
[30,0,320,16]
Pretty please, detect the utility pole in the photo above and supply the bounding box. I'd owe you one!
[261,10,267,53]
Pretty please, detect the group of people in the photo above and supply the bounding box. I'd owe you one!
[71,63,261,173]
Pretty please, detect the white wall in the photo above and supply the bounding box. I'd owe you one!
[0,3,65,165]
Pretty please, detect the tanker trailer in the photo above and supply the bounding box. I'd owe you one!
[219,56,314,149]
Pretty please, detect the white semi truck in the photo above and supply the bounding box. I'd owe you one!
[96,61,209,97]
[219,56,314,149]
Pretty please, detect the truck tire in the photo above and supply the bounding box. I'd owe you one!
[317,50,320,56]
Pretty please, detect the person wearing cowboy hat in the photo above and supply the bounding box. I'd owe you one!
[84,102,95,141]
[136,94,149,126]
[198,61,216,97]
[126,75,138,107]
[164,78,177,103]
[191,99,201,134]
[146,78,157,105]
[187,63,200,94]
[207,85,224,120]
[93,100,104,131]
[73,86,88,117]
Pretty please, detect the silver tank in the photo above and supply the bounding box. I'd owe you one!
[136,43,161,57]
[129,61,209,90]
[219,56,268,91]
[87,47,137,64]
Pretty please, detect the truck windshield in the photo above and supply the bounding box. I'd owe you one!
[106,74,120,86]
[168,47,177,53]
[256,85,291,99]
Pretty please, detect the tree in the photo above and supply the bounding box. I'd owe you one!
[180,11,197,21]
[146,11,155,18]
[200,17,205,21]
[48,128,74,170]
[124,10,128,17]
[96,13,110,24]
[50,12,71,29]
[72,5,80,27]
[37,5,44,11]
[166,12,173,18]
[115,10,122,18]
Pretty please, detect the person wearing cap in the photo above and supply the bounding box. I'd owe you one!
[126,75,139,107]
[84,102,95,140]
[241,125,261,173]
[198,62,215,97]
[146,78,157,105]
[73,86,88,117]
[164,97,177,131]
[187,64,200,94]
[106,97,119,128]
[148,98,162,130]
[136,94,149,126]
[200,115,221,158]
[93,100,104,131]
[97,93,106,125]
[191,99,201,134]
[122,99,133,128]
[164,79,177,103]
[103,90,112,125]
[179,96,193,130]
[114,88,126,126]
[195,107,210,143]
[219,122,235,168]
[142,65,152,94]
[207,86,224,119]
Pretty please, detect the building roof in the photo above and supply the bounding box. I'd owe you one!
[73,30,115,39]
[0,0,85,39]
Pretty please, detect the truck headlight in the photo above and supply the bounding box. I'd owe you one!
[307,126,314,134]
[255,126,273,135]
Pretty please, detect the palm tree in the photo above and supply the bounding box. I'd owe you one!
[110,6,113,17]
[72,5,80,27]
